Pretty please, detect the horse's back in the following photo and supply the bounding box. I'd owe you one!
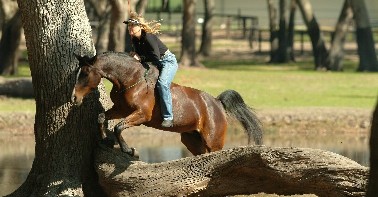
[171,83,226,128]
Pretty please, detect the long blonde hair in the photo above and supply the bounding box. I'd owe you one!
[129,12,161,34]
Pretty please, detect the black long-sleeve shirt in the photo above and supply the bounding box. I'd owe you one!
[131,30,168,63]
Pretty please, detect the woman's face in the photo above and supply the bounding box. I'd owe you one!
[128,24,142,38]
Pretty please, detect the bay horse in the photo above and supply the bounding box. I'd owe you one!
[72,52,263,156]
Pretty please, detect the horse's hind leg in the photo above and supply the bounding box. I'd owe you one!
[180,132,208,155]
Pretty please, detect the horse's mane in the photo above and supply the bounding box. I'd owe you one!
[97,51,137,67]
[96,51,159,85]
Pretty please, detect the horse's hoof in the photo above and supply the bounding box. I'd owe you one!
[101,137,115,148]
[122,147,139,158]
[131,148,139,159]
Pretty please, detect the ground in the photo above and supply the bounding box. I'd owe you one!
[0,105,371,136]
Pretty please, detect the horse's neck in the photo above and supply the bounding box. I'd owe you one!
[101,61,158,90]
[99,63,124,90]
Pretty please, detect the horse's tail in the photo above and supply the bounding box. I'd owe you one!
[217,90,263,145]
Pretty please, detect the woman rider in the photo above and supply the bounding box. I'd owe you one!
[124,12,178,128]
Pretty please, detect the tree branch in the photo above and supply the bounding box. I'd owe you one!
[95,145,367,197]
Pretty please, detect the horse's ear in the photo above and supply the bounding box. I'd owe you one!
[74,53,97,67]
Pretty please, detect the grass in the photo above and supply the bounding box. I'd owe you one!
[1,60,377,112]
[173,61,378,109]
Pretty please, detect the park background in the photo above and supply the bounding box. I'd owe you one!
[1,0,378,196]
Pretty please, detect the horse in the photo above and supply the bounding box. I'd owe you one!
[72,51,263,156]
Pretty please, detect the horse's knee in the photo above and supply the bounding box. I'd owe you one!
[114,124,124,136]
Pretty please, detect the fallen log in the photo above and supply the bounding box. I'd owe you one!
[0,77,33,98]
[95,145,368,197]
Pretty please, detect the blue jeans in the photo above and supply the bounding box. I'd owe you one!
[155,51,178,121]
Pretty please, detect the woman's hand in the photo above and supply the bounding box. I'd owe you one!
[129,52,141,61]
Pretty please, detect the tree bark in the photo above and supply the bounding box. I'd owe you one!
[0,0,22,75]
[198,0,214,57]
[326,0,354,71]
[180,0,202,67]
[95,145,367,197]
[349,0,378,72]
[367,99,378,196]
[9,0,107,196]
[296,0,329,70]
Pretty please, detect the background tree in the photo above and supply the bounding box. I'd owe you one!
[287,0,296,62]
[267,0,279,63]
[135,0,147,15]
[326,0,354,71]
[268,0,295,63]
[180,0,202,67]
[349,0,378,72]
[198,0,214,57]
[9,0,108,195]
[296,0,329,70]
[108,0,128,52]
[85,0,111,53]
[0,0,22,75]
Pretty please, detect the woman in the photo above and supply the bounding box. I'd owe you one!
[123,12,178,128]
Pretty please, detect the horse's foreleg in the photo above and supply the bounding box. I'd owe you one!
[113,121,135,155]
[113,109,150,155]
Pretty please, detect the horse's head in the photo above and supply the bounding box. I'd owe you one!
[71,54,101,106]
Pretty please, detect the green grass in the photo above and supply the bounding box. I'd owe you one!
[172,63,378,109]
[2,61,377,112]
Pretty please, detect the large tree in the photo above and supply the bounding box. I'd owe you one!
[368,97,378,196]
[9,0,108,195]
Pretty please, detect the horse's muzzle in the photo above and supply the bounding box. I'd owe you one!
[71,89,82,106]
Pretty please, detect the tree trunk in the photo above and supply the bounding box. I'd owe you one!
[9,0,107,196]
[0,7,22,75]
[367,99,378,196]
[180,0,202,67]
[198,0,214,57]
[349,0,378,72]
[108,0,128,52]
[326,0,354,71]
[95,145,367,196]
[296,0,329,70]
[267,0,279,63]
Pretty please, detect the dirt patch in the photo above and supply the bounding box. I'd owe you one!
[0,107,372,136]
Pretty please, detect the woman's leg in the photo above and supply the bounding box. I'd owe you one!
[156,53,178,126]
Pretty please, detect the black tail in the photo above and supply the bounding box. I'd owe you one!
[217,90,263,145]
